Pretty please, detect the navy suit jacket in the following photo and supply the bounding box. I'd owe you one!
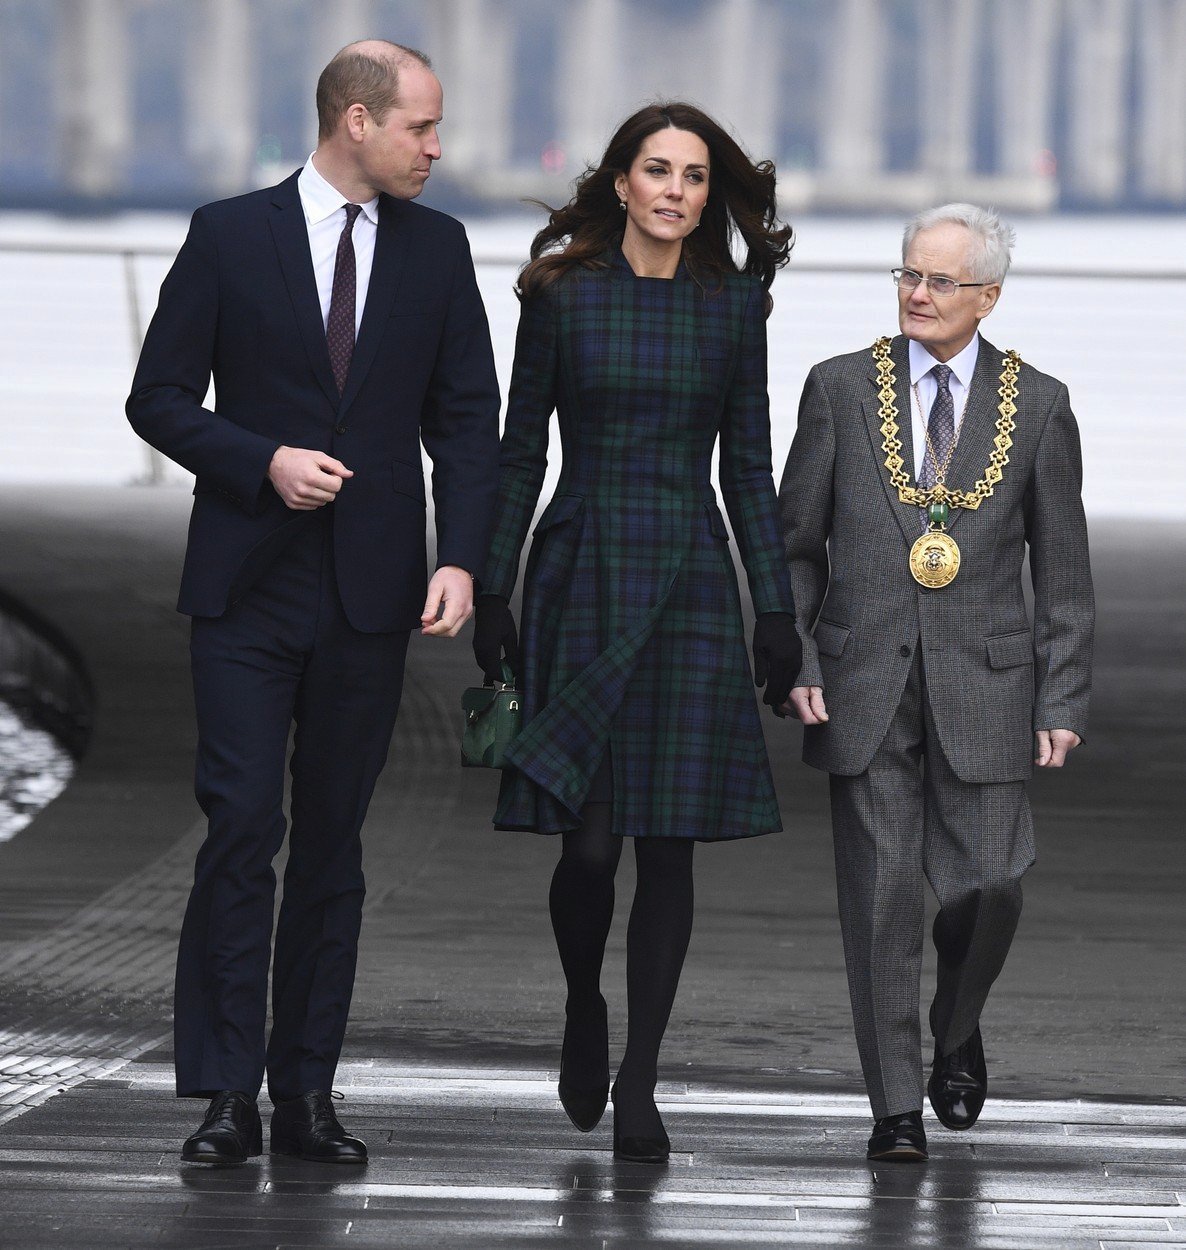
[127,170,501,633]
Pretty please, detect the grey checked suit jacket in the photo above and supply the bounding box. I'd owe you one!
[778,333,1094,783]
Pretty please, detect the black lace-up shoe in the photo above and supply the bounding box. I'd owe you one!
[180,1091,262,1165]
[928,1025,988,1130]
[866,1109,928,1161]
[270,1090,368,1164]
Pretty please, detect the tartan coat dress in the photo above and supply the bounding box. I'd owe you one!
[482,248,796,840]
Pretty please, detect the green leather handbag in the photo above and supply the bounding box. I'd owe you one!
[461,663,521,768]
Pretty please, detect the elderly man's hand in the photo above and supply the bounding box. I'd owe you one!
[785,685,828,725]
[1035,728,1081,768]
[420,566,474,637]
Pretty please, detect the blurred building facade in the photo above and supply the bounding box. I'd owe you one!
[1,0,1184,211]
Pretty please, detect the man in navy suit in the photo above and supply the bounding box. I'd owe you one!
[127,41,500,1166]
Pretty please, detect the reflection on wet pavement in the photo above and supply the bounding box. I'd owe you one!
[3,1061,1184,1247]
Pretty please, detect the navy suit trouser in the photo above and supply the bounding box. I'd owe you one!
[177,511,409,1103]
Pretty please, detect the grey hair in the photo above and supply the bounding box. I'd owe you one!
[902,202,1016,284]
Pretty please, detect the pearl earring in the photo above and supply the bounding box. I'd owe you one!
[619,199,626,210]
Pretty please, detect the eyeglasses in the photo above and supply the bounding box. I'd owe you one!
[891,268,989,297]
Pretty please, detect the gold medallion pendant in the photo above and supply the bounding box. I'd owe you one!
[909,531,961,587]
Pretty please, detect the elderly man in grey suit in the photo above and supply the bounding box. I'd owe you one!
[778,203,1093,1161]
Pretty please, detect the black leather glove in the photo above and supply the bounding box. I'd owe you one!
[752,611,802,717]
[472,594,521,684]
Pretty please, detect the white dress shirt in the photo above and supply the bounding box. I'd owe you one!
[908,335,980,479]
[297,154,379,336]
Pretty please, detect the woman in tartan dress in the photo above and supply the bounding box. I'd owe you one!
[472,104,801,1161]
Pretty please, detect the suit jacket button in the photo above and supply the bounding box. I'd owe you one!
[899,644,911,657]
[335,424,347,435]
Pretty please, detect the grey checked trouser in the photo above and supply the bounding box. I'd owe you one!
[829,650,1036,1119]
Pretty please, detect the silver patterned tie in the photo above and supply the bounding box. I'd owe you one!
[920,363,954,530]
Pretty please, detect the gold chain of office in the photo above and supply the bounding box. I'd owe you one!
[872,336,1021,511]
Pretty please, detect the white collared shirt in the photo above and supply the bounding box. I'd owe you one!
[297,154,380,336]
[908,335,980,478]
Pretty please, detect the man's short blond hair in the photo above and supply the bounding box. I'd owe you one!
[315,40,432,139]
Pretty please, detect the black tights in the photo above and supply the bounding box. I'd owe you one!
[548,802,695,1137]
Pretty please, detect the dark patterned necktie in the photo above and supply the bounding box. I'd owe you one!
[920,363,955,529]
[326,203,362,395]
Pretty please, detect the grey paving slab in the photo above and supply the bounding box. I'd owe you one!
[0,487,1184,1248]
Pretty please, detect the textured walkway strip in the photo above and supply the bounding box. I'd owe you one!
[0,665,455,1128]
[0,831,197,1121]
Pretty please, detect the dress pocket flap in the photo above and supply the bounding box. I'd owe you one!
[703,501,730,540]
[533,494,584,534]
[985,630,1033,669]
[392,458,426,503]
[813,618,850,658]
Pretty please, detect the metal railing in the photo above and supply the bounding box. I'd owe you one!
[6,235,1186,275]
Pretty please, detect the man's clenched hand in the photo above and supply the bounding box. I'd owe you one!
[786,685,828,725]
[1035,728,1081,768]
[268,446,353,510]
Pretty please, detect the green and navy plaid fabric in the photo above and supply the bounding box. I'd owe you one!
[484,250,794,840]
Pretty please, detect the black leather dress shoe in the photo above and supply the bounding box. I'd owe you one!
[867,1110,928,1161]
[180,1090,262,1165]
[270,1091,368,1164]
[610,1083,670,1164]
[928,1025,988,1130]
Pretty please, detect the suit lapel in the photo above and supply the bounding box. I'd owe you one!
[268,172,339,408]
[944,334,1002,535]
[861,334,918,547]
[338,194,412,417]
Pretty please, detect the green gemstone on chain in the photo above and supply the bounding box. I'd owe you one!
[928,500,949,528]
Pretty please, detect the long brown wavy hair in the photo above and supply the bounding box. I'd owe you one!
[518,102,793,300]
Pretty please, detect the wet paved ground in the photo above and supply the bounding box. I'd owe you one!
[0,486,1183,1248]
